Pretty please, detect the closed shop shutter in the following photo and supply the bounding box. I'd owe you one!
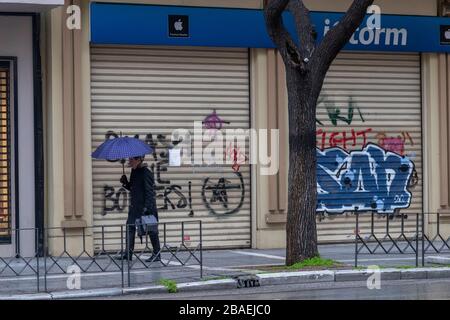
[316,52,422,242]
[90,45,251,250]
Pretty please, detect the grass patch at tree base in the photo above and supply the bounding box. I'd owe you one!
[286,256,342,269]
[254,256,350,272]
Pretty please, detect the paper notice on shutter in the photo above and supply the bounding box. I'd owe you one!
[169,148,181,166]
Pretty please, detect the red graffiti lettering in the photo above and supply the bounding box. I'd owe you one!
[376,132,414,156]
[316,128,372,151]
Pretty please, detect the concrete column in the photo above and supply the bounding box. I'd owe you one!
[437,53,450,225]
[45,1,92,255]
[251,48,286,249]
[265,49,288,224]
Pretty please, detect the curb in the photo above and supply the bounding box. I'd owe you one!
[335,268,402,281]
[50,288,124,300]
[425,256,450,265]
[0,293,53,300]
[258,270,335,285]
[122,285,167,295]
[2,267,450,300]
[177,279,237,292]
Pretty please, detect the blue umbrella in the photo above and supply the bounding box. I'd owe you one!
[92,136,153,174]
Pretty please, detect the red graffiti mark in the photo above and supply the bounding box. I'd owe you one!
[376,132,414,155]
[225,144,246,163]
[232,163,240,172]
[232,148,239,172]
[316,128,373,150]
[383,137,404,155]
[225,143,247,172]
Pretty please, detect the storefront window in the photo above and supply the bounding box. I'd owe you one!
[0,64,10,242]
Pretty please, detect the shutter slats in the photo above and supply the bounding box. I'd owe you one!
[91,45,251,250]
[317,52,422,242]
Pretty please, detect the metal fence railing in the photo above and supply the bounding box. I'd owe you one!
[0,228,41,292]
[0,220,203,294]
[354,211,450,267]
[2,213,449,295]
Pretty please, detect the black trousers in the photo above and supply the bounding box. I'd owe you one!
[126,216,161,255]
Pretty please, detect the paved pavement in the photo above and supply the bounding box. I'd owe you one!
[103,278,450,300]
[0,243,449,297]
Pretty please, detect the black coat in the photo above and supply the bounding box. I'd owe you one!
[122,164,158,221]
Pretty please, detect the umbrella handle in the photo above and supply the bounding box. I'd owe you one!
[121,159,125,176]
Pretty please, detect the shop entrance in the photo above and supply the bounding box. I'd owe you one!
[90,45,252,250]
[0,60,15,256]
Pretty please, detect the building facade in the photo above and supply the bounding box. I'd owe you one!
[0,1,63,256]
[1,0,450,255]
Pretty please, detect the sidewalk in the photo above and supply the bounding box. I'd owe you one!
[1,243,449,299]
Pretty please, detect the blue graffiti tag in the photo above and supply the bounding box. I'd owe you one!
[317,143,414,214]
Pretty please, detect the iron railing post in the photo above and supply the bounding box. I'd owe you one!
[386,213,390,252]
[82,227,86,252]
[121,225,124,289]
[63,228,67,254]
[371,211,374,237]
[200,220,203,278]
[181,221,185,247]
[416,213,419,267]
[437,211,441,251]
[15,228,19,258]
[355,209,359,268]
[44,227,47,292]
[36,228,40,292]
[164,223,167,247]
[102,226,105,253]
[422,212,425,266]
[126,224,131,288]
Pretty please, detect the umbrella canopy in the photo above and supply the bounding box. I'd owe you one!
[92,136,153,160]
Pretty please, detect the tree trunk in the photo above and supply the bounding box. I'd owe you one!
[285,66,319,265]
[264,0,374,265]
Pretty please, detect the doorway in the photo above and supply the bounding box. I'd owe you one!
[0,59,15,256]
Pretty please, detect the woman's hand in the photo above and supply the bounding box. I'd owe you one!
[120,174,128,185]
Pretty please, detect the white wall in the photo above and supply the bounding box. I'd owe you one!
[0,15,35,256]
[0,1,63,12]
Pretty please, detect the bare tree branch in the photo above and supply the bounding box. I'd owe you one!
[311,0,374,91]
[287,0,316,64]
[264,0,307,71]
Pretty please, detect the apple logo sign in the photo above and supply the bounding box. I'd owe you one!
[441,25,450,45]
[174,19,183,31]
[169,15,189,38]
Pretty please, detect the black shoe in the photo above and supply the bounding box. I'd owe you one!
[114,253,133,261]
[145,254,161,262]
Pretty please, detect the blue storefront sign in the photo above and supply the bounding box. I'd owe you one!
[91,2,450,53]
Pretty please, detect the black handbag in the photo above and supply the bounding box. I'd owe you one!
[135,215,158,243]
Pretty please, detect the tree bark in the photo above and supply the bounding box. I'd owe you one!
[285,67,318,264]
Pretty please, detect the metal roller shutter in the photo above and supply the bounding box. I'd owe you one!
[316,52,422,242]
[90,45,251,251]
